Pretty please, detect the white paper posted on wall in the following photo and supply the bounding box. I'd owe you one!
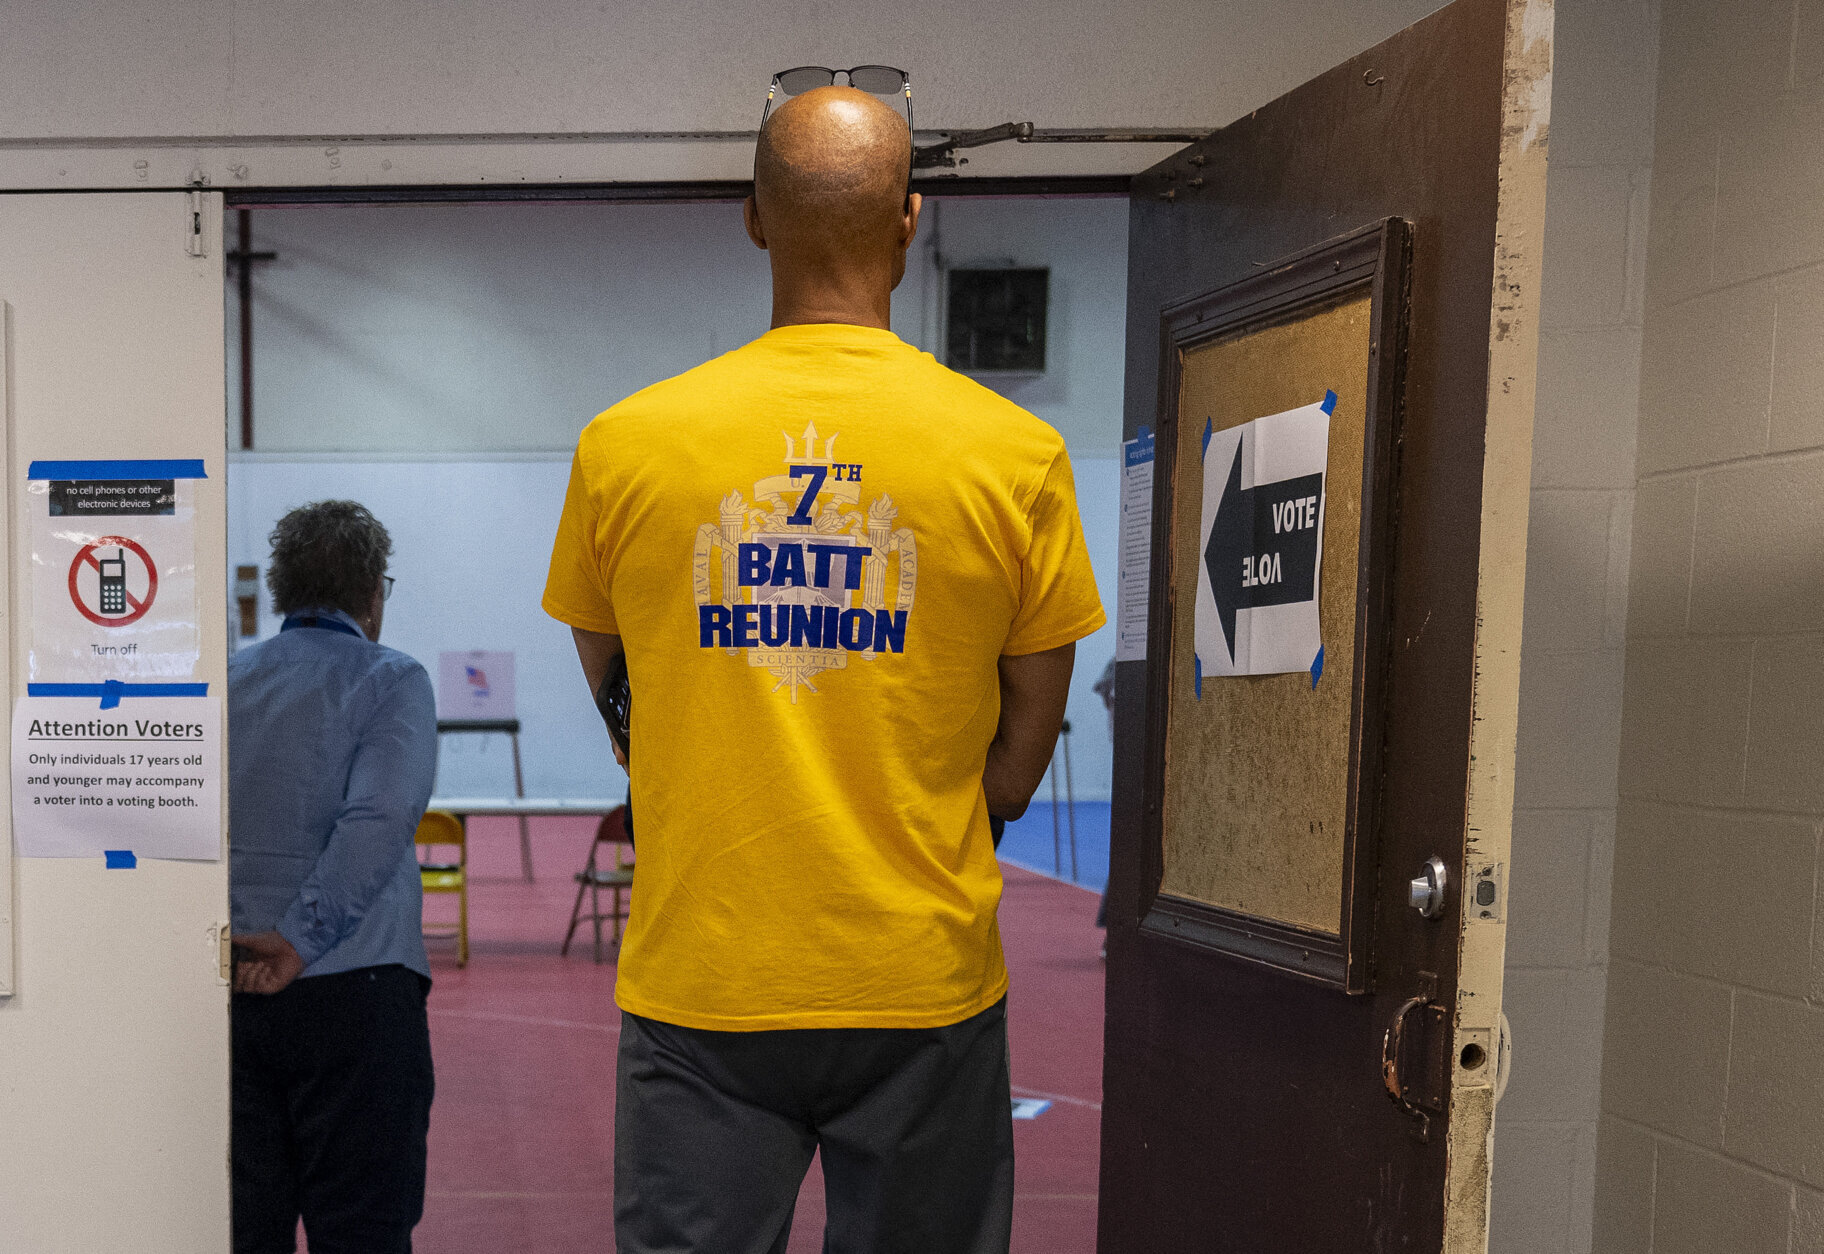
[11,696,221,860]
[1193,394,1333,689]
[1114,427,1156,663]
[438,650,517,721]
[26,461,204,684]
[14,457,218,862]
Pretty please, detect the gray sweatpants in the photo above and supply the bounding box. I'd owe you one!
[614,998,1015,1254]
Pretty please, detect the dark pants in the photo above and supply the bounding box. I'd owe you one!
[232,964,435,1254]
[616,998,1015,1254]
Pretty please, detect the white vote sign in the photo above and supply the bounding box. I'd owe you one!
[1194,393,1333,687]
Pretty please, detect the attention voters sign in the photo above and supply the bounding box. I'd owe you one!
[1193,394,1333,688]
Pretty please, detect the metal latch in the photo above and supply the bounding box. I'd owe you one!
[185,189,208,258]
[1408,856,1448,919]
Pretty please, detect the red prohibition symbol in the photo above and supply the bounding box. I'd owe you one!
[68,536,158,627]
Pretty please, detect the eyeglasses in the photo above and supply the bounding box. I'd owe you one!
[761,65,913,146]
[382,575,395,601]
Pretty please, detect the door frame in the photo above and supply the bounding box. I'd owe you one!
[219,174,1134,207]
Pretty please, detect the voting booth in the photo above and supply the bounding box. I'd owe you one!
[434,651,536,881]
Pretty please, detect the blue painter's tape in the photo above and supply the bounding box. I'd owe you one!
[29,681,208,710]
[1201,417,1214,459]
[27,459,207,481]
[104,850,137,869]
[1194,652,1203,699]
[1311,646,1325,688]
[1320,390,1338,415]
[1125,425,1156,468]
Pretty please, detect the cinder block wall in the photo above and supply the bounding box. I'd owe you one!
[1493,4,1658,1251]
[1593,1,1824,1249]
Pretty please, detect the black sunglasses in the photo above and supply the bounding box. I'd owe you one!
[761,65,912,132]
[759,66,914,204]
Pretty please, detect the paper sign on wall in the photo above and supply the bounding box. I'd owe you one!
[438,651,516,720]
[26,460,206,684]
[1115,427,1155,663]
[1194,394,1333,687]
[10,696,221,860]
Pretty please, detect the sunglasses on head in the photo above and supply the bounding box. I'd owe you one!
[762,65,911,127]
[759,66,915,195]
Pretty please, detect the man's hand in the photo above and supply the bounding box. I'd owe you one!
[232,931,305,995]
[983,642,1077,820]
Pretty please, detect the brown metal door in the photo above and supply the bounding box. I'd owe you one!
[1099,1,1550,1250]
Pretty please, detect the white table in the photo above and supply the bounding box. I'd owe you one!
[427,798,624,877]
[428,797,625,820]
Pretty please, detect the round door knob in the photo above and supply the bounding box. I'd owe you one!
[1408,856,1448,919]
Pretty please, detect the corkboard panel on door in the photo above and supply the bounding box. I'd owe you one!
[1159,292,1372,935]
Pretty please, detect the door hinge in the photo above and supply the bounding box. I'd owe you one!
[216,922,232,984]
[185,190,208,258]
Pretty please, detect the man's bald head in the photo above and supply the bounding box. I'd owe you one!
[751,86,914,256]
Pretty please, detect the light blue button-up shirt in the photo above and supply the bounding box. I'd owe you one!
[229,606,437,981]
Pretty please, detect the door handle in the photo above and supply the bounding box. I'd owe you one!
[1381,972,1440,1140]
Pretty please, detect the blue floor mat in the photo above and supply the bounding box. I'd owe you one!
[996,801,1110,893]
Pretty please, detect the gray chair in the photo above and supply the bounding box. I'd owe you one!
[562,807,634,963]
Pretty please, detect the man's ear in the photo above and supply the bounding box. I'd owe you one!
[899,191,923,252]
[743,195,768,250]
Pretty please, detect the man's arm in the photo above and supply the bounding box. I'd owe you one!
[571,626,624,694]
[572,627,627,765]
[983,642,1076,820]
[235,665,438,993]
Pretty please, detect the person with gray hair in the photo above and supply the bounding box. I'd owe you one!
[227,499,438,1254]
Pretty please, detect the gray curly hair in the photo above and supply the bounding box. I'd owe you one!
[266,500,392,618]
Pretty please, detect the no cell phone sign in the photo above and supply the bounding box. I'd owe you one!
[68,536,158,627]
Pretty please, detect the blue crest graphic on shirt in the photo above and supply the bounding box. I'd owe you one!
[693,423,917,701]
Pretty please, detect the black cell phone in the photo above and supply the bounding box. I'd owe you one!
[99,552,127,615]
[595,651,631,763]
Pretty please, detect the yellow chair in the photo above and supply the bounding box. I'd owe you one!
[562,807,634,964]
[415,809,469,967]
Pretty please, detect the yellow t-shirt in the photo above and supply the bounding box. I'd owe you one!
[543,323,1106,1030]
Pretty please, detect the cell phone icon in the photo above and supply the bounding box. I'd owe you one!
[98,550,127,615]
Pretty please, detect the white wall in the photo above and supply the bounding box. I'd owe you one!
[0,0,1446,187]
[241,203,770,455]
[228,459,618,797]
[1491,3,1658,1251]
[0,194,231,1252]
[230,195,1127,798]
[1595,1,1824,1250]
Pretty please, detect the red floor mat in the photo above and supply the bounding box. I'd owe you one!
[413,816,1105,1253]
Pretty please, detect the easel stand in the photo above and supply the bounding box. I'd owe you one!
[437,719,534,881]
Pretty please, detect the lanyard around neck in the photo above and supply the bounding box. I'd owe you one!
[281,615,364,640]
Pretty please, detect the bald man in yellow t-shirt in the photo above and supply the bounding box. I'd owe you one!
[544,80,1104,1254]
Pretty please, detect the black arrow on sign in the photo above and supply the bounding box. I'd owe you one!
[1204,440,1325,663]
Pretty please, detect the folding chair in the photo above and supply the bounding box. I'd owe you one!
[415,809,469,967]
[562,807,633,964]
